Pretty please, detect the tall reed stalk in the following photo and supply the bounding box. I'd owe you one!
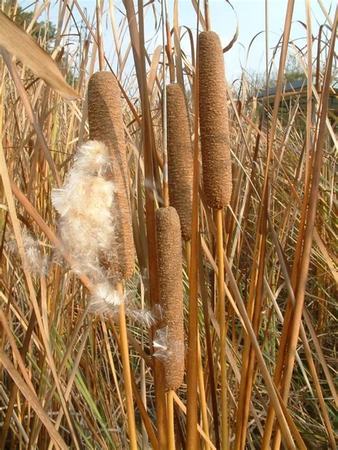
[199,30,233,449]
[88,71,137,449]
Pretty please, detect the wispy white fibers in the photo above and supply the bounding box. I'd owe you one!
[7,230,48,275]
[89,281,124,314]
[52,140,123,310]
[22,231,48,275]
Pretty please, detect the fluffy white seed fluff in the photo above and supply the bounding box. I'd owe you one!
[52,141,122,312]
[153,326,169,361]
[89,281,124,314]
[52,140,150,319]
[153,325,185,362]
[73,140,113,176]
[126,307,157,328]
[22,231,49,275]
[7,231,48,276]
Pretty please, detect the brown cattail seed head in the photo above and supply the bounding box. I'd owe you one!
[198,31,232,209]
[156,207,184,391]
[167,84,193,241]
[88,71,134,280]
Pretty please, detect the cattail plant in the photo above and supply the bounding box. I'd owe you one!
[199,31,232,210]
[199,30,233,449]
[155,206,184,390]
[87,70,137,450]
[155,206,184,450]
[88,71,134,281]
[167,82,211,446]
[166,83,193,241]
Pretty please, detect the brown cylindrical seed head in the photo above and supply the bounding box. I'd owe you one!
[88,71,134,280]
[167,84,193,241]
[198,31,232,209]
[156,206,184,391]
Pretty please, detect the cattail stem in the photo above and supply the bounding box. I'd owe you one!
[186,240,191,265]
[96,1,104,71]
[198,334,211,450]
[186,244,199,450]
[167,390,176,450]
[153,364,167,449]
[204,0,211,31]
[216,209,228,449]
[186,61,200,450]
[186,241,211,449]
[117,282,137,450]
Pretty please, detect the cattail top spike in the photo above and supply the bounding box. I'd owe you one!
[155,206,185,391]
[167,83,193,241]
[88,71,134,280]
[198,31,232,210]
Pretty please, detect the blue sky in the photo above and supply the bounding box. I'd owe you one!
[19,0,334,82]
[212,0,333,79]
[168,0,334,81]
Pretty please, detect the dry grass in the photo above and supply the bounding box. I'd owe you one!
[0,1,337,449]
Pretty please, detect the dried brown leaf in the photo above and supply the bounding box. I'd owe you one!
[0,11,78,100]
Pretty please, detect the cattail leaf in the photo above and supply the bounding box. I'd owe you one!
[0,11,79,100]
[222,0,239,53]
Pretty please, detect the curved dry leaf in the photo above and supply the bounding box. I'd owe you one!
[0,11,79,100]
[223,24,238,53]
[0,350,68,450]
[222,2,239,53]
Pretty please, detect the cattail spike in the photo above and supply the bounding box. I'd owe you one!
[88,71,134,280]
[156,206,185,391]
[167,83,193,241]
[199,31,232,210]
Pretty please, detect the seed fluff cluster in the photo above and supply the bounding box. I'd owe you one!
[52,140,123,311]
[7,230,48,276]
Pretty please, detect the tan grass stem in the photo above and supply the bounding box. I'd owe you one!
[117,283,138,450]
[185,22,201,446]
[216,209,228,449]
[167,390,176,450]
[197,334,211,450]
[186,242,211,449]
